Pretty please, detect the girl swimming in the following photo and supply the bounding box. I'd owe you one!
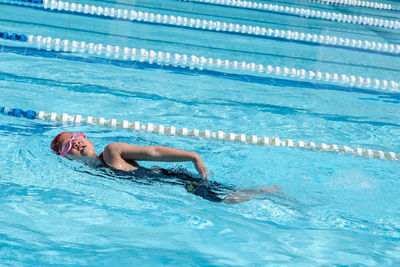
[51,132,279,203]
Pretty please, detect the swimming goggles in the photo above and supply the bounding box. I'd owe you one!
[60,133,86,156]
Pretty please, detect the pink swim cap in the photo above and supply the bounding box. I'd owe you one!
[50,132,68,155]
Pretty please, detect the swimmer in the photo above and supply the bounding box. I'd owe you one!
[51,132,279,203]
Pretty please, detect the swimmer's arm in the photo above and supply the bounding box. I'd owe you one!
[105,143,207,177]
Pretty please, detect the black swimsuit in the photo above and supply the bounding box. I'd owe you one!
[98,153,234,202]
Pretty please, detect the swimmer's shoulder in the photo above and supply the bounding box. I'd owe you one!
[101,143,123,167]
[102,142,139,171]
[103,142,123,158]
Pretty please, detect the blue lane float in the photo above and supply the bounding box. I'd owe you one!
[0,32,28,41]
[14,0,43,3]
[1,107,37,119]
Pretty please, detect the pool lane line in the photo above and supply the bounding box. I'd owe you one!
[1,106,399,162]
[2,32,399,92]
[5,33,398,92]
[3,13,400,70]
[225,0,400,13]
[310,0,400,11]
[3,28,398,75]
[2,0,400,55]
[61,0,400,36]
[3,43,399,100]
[182,0,400,30]
[181,0,400,30]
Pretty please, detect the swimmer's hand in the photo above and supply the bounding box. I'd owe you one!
[193,155,208,178]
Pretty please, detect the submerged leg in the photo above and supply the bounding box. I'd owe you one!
[220,185,281,204]
[220,193,260,204]
[181,173,281,204]
[237,185,281,195]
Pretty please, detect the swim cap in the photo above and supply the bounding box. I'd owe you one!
[50,132,67,155]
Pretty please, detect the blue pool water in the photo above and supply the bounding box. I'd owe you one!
[1,0,400,265]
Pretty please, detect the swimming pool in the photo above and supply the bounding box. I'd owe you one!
[1,0,400,265]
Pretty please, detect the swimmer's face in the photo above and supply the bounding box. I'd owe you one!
[57,132,96,159]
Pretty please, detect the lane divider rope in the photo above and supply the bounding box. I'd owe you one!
[3,32,398,92]
[2,31,399,92]
[2,107,399,162]
[2,0,400,55]
[311,0,400,11]
[181,0,400,30]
